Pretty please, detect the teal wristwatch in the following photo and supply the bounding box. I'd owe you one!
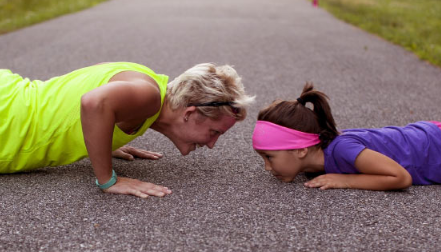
[96,170,117,190]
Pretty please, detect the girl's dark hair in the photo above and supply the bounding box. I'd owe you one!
[257,82,339,148]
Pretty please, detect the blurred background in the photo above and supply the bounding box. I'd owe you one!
[1,0,440,68]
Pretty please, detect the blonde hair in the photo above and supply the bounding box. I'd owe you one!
[166,63,255,121]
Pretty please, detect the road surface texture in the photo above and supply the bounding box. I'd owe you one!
[1,0,441,251]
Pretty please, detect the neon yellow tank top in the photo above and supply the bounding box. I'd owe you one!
[0,62,168,173]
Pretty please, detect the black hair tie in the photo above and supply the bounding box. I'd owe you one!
[296,97,306,106]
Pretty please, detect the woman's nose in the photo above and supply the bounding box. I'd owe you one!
[206,135,220,149]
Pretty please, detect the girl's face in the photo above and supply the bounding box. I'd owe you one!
[256,150,303,182]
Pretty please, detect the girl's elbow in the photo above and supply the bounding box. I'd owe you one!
[396,172,412,189]
[402,172,413,188]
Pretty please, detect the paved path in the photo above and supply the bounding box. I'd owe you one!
[1,0,441,251]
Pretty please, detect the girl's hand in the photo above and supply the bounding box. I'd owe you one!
[103,177,172,198]
[304,174,351,190]
[112,145,163,161]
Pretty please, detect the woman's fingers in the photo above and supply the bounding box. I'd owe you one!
[113,146,163,160]
[135,184,171,197]
[140,183,172,196]
[131,149,163,159]
[112,149,134,160]
[133,190,149,199]
[104,177,172,198]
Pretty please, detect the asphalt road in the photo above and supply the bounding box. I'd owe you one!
[1,0,441,251]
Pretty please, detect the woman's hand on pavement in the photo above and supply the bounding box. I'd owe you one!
[104,177,172,198]
[112,145,163,161]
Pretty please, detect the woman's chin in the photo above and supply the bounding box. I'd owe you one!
[179,146,193,156]
[179,149,189,156]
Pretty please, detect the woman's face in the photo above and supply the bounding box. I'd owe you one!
[175,113,237,155]
[255,150,302,182]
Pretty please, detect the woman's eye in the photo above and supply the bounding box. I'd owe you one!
[265,155,271,160]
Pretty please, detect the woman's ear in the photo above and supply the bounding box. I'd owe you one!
[183,106,197,122]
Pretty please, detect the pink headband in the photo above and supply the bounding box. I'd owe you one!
[252,120,320,150]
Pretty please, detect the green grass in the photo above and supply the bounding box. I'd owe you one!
[0,0,109,35]
[315,0,441,67]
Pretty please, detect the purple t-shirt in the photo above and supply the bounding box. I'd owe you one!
[323,121,441,185]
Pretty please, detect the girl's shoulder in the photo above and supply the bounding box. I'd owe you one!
[324,135,366,174]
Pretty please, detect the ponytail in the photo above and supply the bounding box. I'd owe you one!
[257,82,338,148]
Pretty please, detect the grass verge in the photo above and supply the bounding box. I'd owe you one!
[315,0,441,67]
[0,0,109,35]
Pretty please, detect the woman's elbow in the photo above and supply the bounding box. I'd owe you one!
[81,93,103,113]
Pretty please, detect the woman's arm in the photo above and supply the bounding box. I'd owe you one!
[304,149,413,191]
[81,76,171,198]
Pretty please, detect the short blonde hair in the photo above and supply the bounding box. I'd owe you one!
[166,63,255,121]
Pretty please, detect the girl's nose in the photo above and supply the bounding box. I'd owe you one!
[264,162,272,171]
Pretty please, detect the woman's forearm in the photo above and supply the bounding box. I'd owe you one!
[80,94,115,184]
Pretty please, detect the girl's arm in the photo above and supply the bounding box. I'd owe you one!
[304,149,413,191]
[81,75,171,198]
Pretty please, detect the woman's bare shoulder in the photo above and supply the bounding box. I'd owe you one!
[109,70,156,84]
